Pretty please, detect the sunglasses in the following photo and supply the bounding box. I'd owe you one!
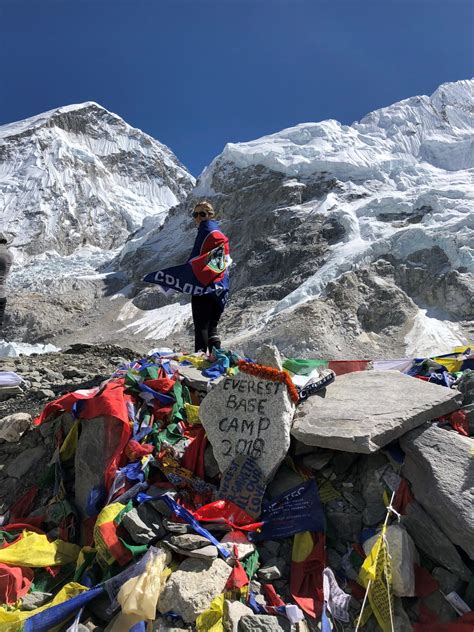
[192,211,208,218]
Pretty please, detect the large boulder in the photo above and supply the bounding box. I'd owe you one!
[200,374,295,480]
[401,501,471,581]
[158,557,232,623]
[291,370,462,453]
[74,415,126,519]
[400,424,474,559]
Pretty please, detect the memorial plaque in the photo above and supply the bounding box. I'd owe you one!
[218,455,266,518]
[199,373,295,481]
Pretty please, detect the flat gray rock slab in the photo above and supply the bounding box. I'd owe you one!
[178,364,223,391]
[158,557,232,622]
[400,424,474,559]
[200,374,295,480]
[291,370,462,453]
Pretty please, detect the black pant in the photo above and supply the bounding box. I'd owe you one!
[0,298,6,329]
[191,294,222,353]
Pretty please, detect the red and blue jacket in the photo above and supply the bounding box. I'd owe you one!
[143,220,230,311]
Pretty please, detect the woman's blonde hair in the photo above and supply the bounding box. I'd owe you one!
[194,201,215,217]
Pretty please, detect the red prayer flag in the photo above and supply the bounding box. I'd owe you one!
[290,532,325,618]
[414,564,439,598]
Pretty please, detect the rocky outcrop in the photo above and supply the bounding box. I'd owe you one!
[400,424,474,558]
[113,79,473,360]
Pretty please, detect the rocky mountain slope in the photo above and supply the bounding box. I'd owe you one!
[117,79,473,358]
[1,81,473,358]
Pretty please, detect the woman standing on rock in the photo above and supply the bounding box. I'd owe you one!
[144,201,230,353]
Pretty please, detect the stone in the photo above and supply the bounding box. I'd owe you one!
[326,548,342,571]
[170,534,212,550]
[266,464,305,499]
[400,500,471,581]
[420,591,459,623]
[40,367,64,381]
[178,365,218,392]
[163,539,219,560]
[341,489,365,511]
[254,344,283,370]
[327,509,362,542]
[360,454,389,526]
[300,450,334,470]
[400,424,474,559]
[257,557,286,581]
[291,370,462,453]
[258,540,281,563]
[0,386,23,401]
[74,416,125,519]
[457,369,474,407]
[88,590,119,623]
[363,525,417,597]
[238,614,291,631]
[162,518,191,534]
[21,591,53,610]
[224,599,254,632]
[393,598,414,632]
[199,374,295,480]
[158,557,232,623]
[220,531,256,560]
[204,444,221,479]
[151,618,189,631]
[63,366,88,378]
[6,445,46,479]
[32,388,56,399]
[219,455,266,518]
[432,567,465,595]
[0,412,31,442]
[121,505,164,544]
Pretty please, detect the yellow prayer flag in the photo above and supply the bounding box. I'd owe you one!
[0,531,80,568]
[0,582,87,632]
[358,531,393,632]
[60,419,80,461]
[184,402,201,424]
[317,478,341,504]
[196,593,225,632]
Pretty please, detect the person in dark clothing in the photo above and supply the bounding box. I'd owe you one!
[189,201,230,353]
[192,289,223,353]
[143,200,230,354]
[0,232,13,331]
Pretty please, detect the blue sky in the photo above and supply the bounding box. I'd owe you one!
[1,0,473,175]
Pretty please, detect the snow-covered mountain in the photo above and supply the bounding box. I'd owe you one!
[119,79,473,358]
[0,102,195,348]
[0,102,194,259]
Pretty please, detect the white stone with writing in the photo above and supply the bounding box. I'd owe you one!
[199,373,295,481]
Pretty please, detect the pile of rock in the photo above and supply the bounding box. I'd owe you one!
[0,343,472,631]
